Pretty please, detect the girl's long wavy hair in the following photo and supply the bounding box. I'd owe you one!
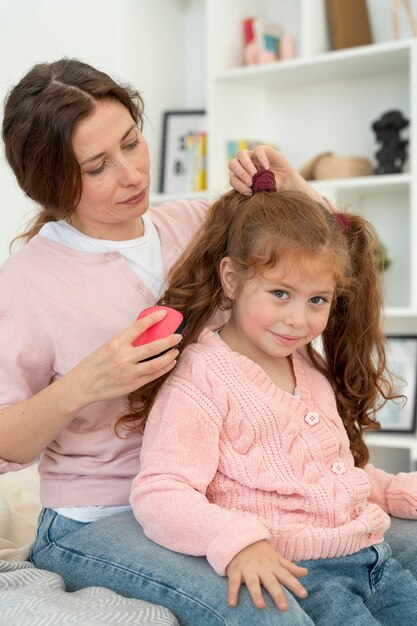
[117,189,398,468]
[2,58,144,247]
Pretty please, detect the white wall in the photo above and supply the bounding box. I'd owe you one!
[0,0,205,263]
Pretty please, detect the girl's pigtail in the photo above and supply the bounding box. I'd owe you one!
[116,191,242,434]
[312,214,396,467]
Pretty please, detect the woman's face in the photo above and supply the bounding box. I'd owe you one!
[71,99,150,240]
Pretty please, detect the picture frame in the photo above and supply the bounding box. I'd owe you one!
[376,336,417,433]
[159,110,206,194]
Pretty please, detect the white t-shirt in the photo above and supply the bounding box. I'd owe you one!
[40,214,165,298]
[40,215,164,521]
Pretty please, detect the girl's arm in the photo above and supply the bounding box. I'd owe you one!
[229,145,334,210]
[365,463,417,519]
[131,382,270,576]
[0,310,180,466]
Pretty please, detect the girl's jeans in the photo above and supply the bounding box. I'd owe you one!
[31,509,417,626]
[30,509,313,626]
[297,541,417,625]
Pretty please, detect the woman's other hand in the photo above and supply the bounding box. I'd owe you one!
[228,144,328,207]
[226,540,308,611]
[228,145,291,196]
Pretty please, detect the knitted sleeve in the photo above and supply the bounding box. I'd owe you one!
[365,463,417,519]
[130,374,270,576]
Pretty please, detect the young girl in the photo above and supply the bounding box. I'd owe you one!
[126,170,417,624]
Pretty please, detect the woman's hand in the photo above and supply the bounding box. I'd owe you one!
[228,144,328,207]
[0,309,181,465]
[226,540,308,611]
[70,309,181,408]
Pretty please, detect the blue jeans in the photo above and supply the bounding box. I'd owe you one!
[385,516,417,578]
[30,510,417,626]
[296,542,417,625]
[30,509,313,626]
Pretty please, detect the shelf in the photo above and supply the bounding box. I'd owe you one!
[150,174,412,206]
[213,40,413,90]
[366,432,417,471]
[384,309,417,335]
[312,173,411,193]
[385,307,417,318]
[366,432,417,452]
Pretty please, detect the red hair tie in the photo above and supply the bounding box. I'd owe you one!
[251,169,277,193]
[334,212,350,233]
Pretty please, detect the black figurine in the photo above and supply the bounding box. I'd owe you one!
[372,110,409,175]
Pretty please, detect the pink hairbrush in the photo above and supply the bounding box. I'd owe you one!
[133,305,185,360]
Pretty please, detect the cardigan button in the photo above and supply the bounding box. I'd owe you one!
[331,460,346,475]
[354,501,365,516]
[304,411,320,426]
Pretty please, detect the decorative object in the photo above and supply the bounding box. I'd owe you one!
[299,152,373,180]
[372,110,409,175]
[159,110,206,194]
[373,239,392,273]
[279,33,296,60]
[325,0,373,50]
[392,0,417,38]
[243,17,278,65]
[242,17,296,65]
[376,336,417,433]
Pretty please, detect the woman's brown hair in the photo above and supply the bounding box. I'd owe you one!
[2,58,144,244]
[117,189,398,468]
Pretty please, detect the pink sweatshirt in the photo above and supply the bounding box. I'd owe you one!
[131,328,417,575]
[0,200,208,507]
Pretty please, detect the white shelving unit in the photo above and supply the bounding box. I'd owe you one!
[154,0,417,469]
[365,433,417,471]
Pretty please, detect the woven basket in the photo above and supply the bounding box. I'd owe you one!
[299,152,374,180]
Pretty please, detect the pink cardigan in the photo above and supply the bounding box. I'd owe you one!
[131,328,417,575]
[0,200,208,507]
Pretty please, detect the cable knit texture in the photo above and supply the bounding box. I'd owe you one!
[132,328,417,576]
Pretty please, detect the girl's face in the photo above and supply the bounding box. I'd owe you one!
[71,99,150,240]
[220,254,336,367]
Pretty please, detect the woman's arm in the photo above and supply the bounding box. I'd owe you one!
[0,310,180,465]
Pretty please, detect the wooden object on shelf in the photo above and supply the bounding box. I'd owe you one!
[392,0,417,38]
[299,152,374,180]
[325,0,373,50]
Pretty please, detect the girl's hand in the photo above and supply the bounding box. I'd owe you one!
[69,309,181,408]
[228,144,328,206]
[226,540,308,612]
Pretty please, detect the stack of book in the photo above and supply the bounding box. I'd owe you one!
[184,131,207,192]
[226,139,276,161]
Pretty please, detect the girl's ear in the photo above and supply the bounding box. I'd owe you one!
[220,257,238,299]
